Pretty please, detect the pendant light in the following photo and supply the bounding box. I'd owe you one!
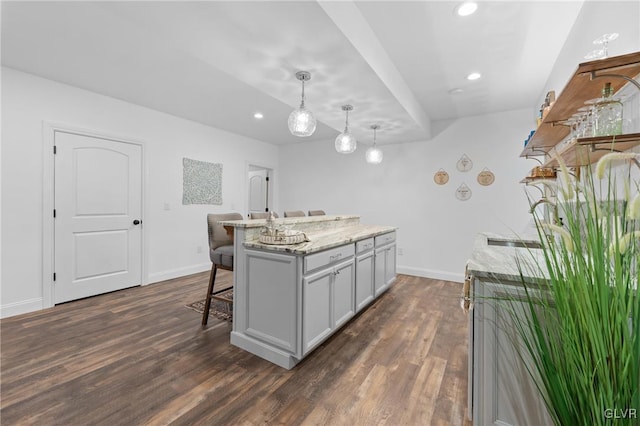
[335,105,357,154]
[288,71,316,137]
[366,124,383,164]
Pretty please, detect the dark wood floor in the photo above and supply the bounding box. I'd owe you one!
[1,271,471,426]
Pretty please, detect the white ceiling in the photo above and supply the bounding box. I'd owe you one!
[1,1,586,146]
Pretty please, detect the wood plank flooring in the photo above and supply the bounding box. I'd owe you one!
[1,272,471,426]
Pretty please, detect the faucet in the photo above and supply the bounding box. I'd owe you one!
[530,197,563,226]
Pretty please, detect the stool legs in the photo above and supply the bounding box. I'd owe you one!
[202,264,218,326]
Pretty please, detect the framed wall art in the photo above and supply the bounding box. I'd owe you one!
[182,157,223,205]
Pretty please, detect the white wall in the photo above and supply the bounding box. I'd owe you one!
[1,67,279,317]
[535,0,640,216]
[278,109,535,282]
[537,1,640,109]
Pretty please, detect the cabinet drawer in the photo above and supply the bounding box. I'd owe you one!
[356,238,374,254]
[304,244,355,274]
[375,231,396,247]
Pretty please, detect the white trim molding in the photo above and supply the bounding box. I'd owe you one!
[397,265,465,284]
[1,298,44,319]
[41,121,147,308]
[147,263,211,285]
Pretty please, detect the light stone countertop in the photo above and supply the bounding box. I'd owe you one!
[219,214,359,229]
[466,232,547,283]
[243,224,396,255]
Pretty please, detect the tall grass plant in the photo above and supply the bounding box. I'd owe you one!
[507,153,639,425]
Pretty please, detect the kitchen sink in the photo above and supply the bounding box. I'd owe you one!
[486,238,543,249]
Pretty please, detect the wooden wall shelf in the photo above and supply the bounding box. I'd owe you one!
[520,176,556,184]
[521,51,640,158]
[543,133,640,168]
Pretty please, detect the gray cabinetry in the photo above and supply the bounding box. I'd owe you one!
[302,268,332,354]
[471,278,552,426]
[333,260,355,328]
[244,249,299,354]
[355,238,375,312]
[374,232,397,296]
[302,255,355,355]
[230,223,397,369]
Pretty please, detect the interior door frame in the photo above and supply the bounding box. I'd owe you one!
[245,161,276,218]
[42,121,147,308]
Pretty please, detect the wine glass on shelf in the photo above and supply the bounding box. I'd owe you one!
[593,33,619,59]
[577,106,595,138]
[566,115,581,142]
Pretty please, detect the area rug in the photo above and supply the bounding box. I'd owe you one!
[186,289,233,322]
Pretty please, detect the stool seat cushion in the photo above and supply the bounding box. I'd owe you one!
[211,244,234,268]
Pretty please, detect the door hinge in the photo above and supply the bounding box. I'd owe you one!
[53,273,56,281]
[265,176,269,181]
[53,145,57,154]
[53,209,56,218]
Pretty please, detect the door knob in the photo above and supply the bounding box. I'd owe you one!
[133,219,141,225]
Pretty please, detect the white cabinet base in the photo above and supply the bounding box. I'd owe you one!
[231,229,397,369]
[230,332,299,369]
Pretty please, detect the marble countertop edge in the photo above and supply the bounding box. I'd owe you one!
[243,224,396,255]
[466,232,547,283]
[219,214,360,228]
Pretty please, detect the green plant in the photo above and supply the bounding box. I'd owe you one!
[507,152,640,425]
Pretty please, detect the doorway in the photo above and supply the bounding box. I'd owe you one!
[247,165,273,218]
[52,130,143,303]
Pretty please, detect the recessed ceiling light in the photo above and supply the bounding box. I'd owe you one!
[253,112,264,119]
[456,2,478,17]
[466,72,481,81]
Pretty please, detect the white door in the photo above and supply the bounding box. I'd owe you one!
[248,169,269,217]
[54,131,142,304]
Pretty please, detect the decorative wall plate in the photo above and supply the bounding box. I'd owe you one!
[434,169,449,185]
[455,183,472,201]
[456,154,473,172]
[477,168,495,186]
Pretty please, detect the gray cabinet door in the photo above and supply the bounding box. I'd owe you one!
[333,260,355,328]
[384,244,397,287]
[374,247,387,296]
[374,243,396,296]
[477,281,553,426]
[303,268,333,354]
[355,251,375,312]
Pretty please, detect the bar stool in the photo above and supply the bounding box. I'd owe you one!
[308,210,326,216]
[284,210,305,217]
[202,212,242,326]
[250,212,278,219]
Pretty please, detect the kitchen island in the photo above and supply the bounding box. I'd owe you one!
[466,232,553,426]
[218,215,397,369]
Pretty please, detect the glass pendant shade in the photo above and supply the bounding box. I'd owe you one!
[288,71,316,137]
[335,132,357,154]
[366,146,383,164]
[366,124,383,164]
[288,107,316,137]
[335,105,357,154]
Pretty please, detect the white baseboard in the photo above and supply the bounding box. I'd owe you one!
[146,263,211,285]
[1,297,44,319]
[397,266,464,283]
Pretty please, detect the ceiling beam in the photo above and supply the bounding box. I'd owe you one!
[318,0,432,139]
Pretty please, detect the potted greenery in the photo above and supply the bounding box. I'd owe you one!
[507,152,639,425]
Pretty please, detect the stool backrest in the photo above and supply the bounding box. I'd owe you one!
[308,210,326,216]
[250,212,279,219]
[207,212,243,251]
[284,210,305,218]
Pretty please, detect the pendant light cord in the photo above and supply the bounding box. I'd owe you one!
[300,79,306,108]
[344,109,349,132]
